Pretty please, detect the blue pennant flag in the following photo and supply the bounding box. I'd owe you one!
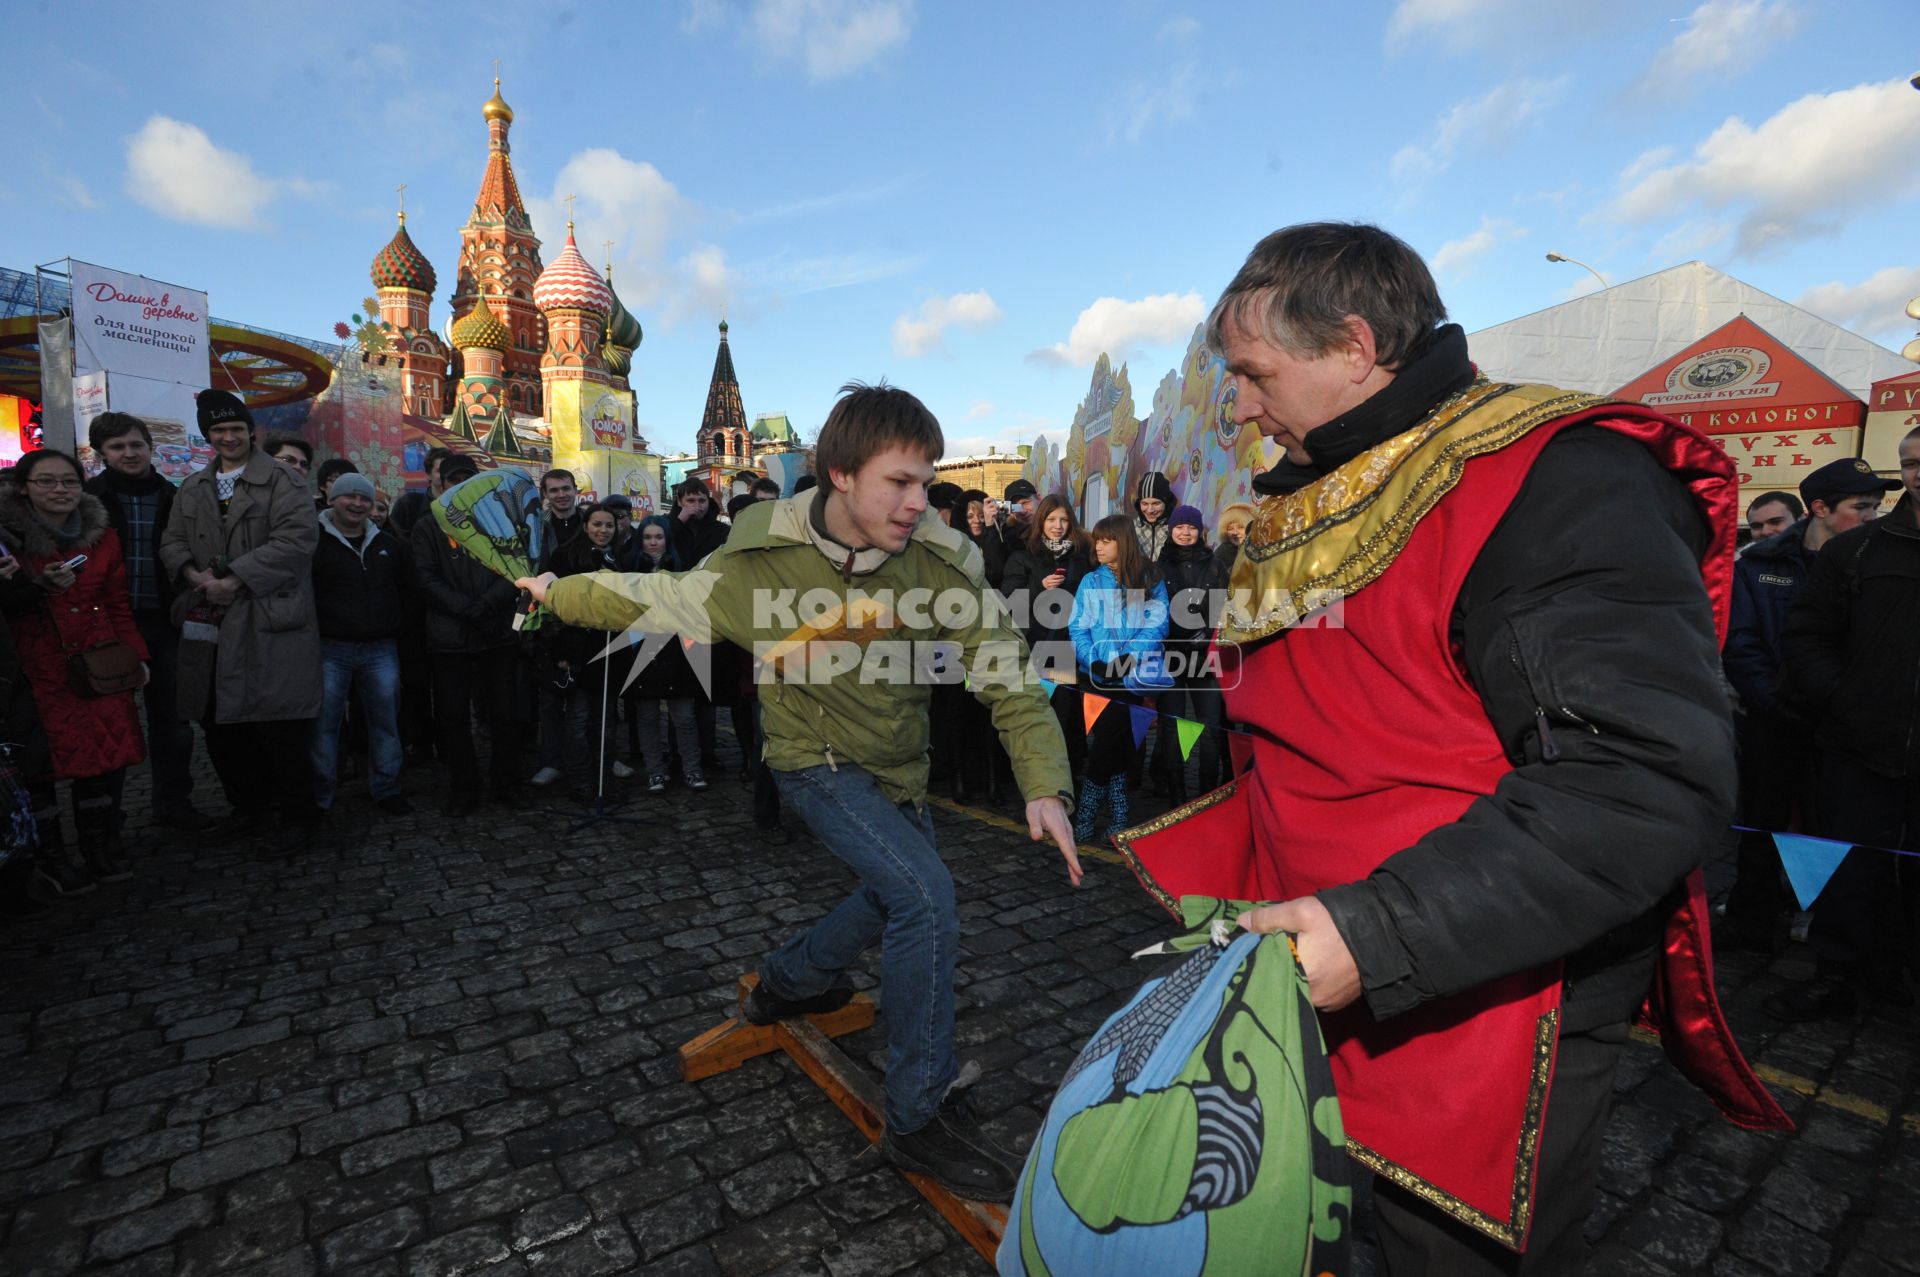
[1127,705,1155,748]
[1771,832,1854,910]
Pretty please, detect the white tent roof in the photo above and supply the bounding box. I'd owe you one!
[1467,261,1913,403]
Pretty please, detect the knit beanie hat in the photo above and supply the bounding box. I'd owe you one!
[1170,504,1204,530]
[196,388,252,431]
[328,473,376,503]
[1134,471,1175,514]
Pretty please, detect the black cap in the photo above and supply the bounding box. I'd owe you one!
[196,388,252,432]
[602,494,634,513]
[1799,457,1900,506]
[1004,478,1037,502]
[927,481,964,510]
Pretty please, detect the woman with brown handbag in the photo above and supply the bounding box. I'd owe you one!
[0,449,148,894]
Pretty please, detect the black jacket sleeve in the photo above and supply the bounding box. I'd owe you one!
[1721,561,1781,715]
[1779,536,1853,709]
[1317,427,1735,1021]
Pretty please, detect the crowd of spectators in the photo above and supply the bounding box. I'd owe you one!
[1722,440,1920,1019]
[7,376,1913,1027]
[0,393,798,914]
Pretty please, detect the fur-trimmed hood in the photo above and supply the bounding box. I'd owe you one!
[0,483,111,557]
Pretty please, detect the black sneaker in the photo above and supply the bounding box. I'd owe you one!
[203,811,269,847]
[1762,975,1858,1022]
[153,805,217,833]
[32,856,96,898]
[81,842,133,884]
[646,774,668,795]
[741,975,856,1026]
[883,1091,1018,1202]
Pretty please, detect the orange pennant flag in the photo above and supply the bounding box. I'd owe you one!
[1081,691,1109,736]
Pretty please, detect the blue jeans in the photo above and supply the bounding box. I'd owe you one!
[762,764,958,1133]
[312,639,402,809]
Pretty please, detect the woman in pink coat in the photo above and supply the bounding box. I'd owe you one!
[0,450,147,895]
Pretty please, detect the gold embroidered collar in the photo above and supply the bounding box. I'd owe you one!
[1220,381,1610,644]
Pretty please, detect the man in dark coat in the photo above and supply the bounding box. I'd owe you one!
[411,456,521,817]
[1722,458,1900,945]
[311,473,412,816]
[1773,436,1920,1019]
[1158,222,1784,1271]
[979,478,1036,589]
[84,411,211,831]
[158,390,323,846]
[667,477,730,567]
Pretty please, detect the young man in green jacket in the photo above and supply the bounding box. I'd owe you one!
[522,383,1079,1199]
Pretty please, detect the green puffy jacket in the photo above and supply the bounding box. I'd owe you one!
[546,489,1073,810]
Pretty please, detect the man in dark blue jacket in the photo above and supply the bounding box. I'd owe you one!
[311,473,411,817]
[1772,438,1920,1019]
[1722,459,1900,945]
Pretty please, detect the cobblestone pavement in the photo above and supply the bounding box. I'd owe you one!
[1,747,1915,1276]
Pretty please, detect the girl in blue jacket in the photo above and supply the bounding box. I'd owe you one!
[1068,514,1170,842]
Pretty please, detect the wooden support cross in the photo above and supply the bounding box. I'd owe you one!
[678,974,1009,1264]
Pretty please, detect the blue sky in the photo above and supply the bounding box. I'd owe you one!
[5,0,1917,458]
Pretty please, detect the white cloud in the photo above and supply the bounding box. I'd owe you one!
[1390,77,1567,183]
[123,116,281,229]
[1110,59,1204,145]
[746,0,912,81]
[1431,218,1526,278]
[1796,265,1920,341]
[533,149,694,267]
[893,290,1004,356]
[1639,0,1799,93]
[667,244,740,327]
[1030,292,1206,368]
[1384,0,1520,52]
[1609,78,1920,255]
[966,400,994,420]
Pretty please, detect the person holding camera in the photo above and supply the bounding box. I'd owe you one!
[0,449,148,893]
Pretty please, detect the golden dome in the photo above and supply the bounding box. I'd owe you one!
[482,77,514,124]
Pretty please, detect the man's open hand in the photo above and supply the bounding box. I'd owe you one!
[1027,796,1083,887]
[1238,896,1361,1011]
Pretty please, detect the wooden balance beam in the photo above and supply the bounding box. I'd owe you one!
[678,974,1009,1264]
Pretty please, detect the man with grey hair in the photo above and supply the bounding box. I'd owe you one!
[1126,223,1787,1270]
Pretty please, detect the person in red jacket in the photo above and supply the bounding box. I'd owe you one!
[0,450,148,892]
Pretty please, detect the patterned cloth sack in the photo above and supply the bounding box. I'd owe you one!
[999,905,1351,1276]
[431,469,549,631]
[0,743,38,871]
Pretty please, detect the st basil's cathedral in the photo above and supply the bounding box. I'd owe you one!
[353,78,795,504]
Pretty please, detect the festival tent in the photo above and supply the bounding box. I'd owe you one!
[1613,315,1866,507]
[1468,261,1911,403]
[1863,368,1920,478]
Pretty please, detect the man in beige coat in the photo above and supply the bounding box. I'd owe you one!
[159,388,322,844]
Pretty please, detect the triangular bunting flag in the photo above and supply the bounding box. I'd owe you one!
[1771,832,1854,910]
[1176,717,1205,761]
[1128,706,1154,748]
[1082,692,1109,736]
[1040,678,1057,700]
[1228,733,1254,777]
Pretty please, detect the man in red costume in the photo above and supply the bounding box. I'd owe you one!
[1121,224,1787,1272]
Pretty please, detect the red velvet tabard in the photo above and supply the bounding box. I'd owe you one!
[1181,402,1786,1246]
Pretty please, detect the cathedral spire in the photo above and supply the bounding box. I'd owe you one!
[699,318,748,464]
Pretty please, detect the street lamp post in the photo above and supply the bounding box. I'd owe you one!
[1546,252,1609,293]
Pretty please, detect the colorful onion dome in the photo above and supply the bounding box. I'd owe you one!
[601,341,632,377]
[604,272,644,350]
[450,303,512,352]
[534,227,613,316]
[482,77,514,124]
[370,217,437,294]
